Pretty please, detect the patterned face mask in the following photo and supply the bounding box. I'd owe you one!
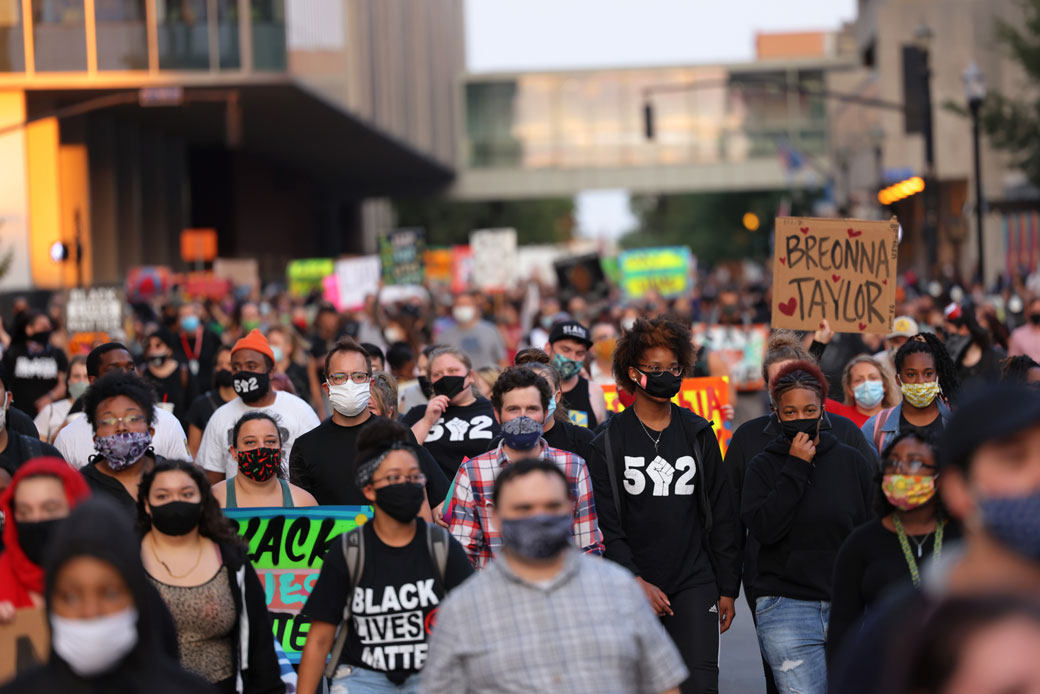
[237,447,281,482]
[978,488,1040,562]
[95,431,152,471]
[901,381,941,409]
[882,474,937,511]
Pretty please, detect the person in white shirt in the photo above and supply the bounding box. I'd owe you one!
[197,329,320,484]
[54,343,192,469]
[34,355,89,443]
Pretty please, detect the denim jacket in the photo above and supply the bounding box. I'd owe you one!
[860,400,953,457]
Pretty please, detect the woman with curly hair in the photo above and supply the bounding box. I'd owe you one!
[741,360,874,694]
[137,459,284,693]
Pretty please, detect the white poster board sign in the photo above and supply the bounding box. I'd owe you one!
[470,228,518,291]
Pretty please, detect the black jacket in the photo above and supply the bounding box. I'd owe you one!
[587,405,742,598]
[741,432,874,601]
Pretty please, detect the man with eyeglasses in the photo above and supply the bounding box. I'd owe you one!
[197,329,320,484]
[290,337,449,510]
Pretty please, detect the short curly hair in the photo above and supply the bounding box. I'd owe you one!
[612,317,694,393]
[491,366,551,413]
[769,359,829,406]
[84,371,157,431]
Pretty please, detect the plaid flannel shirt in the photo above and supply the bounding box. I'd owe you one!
[448,440,605,569]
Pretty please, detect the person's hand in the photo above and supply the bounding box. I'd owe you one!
[720,404,735,422]
[432,502,449,529]
[423,395,450,423]
[789,431,816,463]
[0,601,16,624]
[636,577,673,617]
[718,596,736,633]
[814,319,835,345]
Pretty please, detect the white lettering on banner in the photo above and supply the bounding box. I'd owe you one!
[623,455,697,497]
[14,356,58,380]
[424,416,494,443]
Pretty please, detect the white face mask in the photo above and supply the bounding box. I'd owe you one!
[328,381,371,417]
[51,606,139,677]
[453,305,477,324]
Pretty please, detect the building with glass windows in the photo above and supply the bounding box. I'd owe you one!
[0,0,462,288]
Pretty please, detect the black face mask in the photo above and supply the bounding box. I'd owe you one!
[148,355,167,368]
[214,369,234,389]
[374,483,425,523]
[781,417,821,441]
[432,375,466,400]
[417,376,434,399]
[149,500,203,536]
[1030,314,1040,326]
[28,331,51,346]
[16,518,63,566]
[233,371,270,403]
[635,370,683,400]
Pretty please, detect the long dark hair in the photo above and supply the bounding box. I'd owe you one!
[136,459,243,546]
[894,333,959,402]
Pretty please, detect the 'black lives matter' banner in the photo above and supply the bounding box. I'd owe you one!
[772,217,898,333]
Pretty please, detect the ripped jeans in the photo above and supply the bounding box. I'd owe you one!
[329,665,420,694]
[754,597,830,694]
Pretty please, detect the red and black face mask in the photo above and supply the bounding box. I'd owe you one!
[236,447,281,482]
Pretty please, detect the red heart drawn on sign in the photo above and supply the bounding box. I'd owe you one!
[858,322,867,331]
[778,298,798,316]
[779,257,786,265]
[831,274,841,283]
[882,278,888,285]
[847,228,863,238]
[800,227,809,234]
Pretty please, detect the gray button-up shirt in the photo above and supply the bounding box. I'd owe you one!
[420,549,688,693]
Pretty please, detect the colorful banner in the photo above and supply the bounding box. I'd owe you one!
[225,506,373,664]
[601,376,732,455]
[451,245,473,294]
[617,246,693,299]
[692,324,770,392]
[287,258,334,298]
[424,248,454,284]
[381,228,426,286]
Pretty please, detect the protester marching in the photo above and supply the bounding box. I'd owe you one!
[1,216,1040,694]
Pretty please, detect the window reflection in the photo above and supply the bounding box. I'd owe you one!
[96,0,146,70]
[32,0,87,71]
[251,0,284,71]
[0,0,25,71]
[157,0,208,70]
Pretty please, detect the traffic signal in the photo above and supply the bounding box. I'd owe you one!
[878,176,925,206]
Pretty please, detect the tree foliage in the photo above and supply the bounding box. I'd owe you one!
[392,197,574,247]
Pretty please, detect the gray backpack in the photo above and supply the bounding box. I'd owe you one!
[323,524,451,679]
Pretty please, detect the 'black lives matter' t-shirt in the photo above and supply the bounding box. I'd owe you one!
[302,519,474,677]
[289,416,449,507]
[2,344,68,417]
[615,408,715,594]
[402,399,501,479]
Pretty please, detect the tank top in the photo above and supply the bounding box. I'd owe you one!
[562,375,598,429]
[225,477,294,508]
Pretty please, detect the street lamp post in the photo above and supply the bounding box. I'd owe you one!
[963,61,987,285]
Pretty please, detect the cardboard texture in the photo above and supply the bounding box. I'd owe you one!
[0,607,48,684]
[772,217,898,333]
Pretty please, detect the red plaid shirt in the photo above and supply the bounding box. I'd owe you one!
[448,440,605,569]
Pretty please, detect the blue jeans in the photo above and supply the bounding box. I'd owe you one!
[755,596,830,694]
[330,665,420,694]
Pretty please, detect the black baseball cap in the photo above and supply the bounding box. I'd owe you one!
[548,320,592,348]
[939,383,1040,472]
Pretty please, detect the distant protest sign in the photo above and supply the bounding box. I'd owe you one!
[226,506,373,664]
[555,254,609,303]
[772,217,898,333]
[287,258,334,297]
[66,287,122,333]
[601,377,732,455]
[470,229,517,291]
[325,256,381,311]
[0,607,48,683]
[618,247,693,299]
[692,324,770,392]
[381,228,426,285]
[424,248,454,284]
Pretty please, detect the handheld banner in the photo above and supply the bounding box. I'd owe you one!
[772,217,898,333]
[287,258,334,298]
[601,376,732,455]
[381,228,426,286]
[617,246,693,299]
[692,324,770,392]
[225,505,374,664]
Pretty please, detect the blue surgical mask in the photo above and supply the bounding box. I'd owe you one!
[271,345,284,364]
[180,315,200,332]
[978,489,1040,562]
[853,380,885,409]
[545,396,557,424]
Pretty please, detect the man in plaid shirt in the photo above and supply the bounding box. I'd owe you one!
[448,366,604,568]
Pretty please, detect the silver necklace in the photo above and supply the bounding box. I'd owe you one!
[909,532,932,558]
[637,417,663,452]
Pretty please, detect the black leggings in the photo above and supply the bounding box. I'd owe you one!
[660,583,720,694]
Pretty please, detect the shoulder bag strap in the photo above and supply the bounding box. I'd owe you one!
[324,528,365,679]
[425,524,450,596]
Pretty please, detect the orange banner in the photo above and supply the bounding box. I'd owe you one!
[601,376,732,455]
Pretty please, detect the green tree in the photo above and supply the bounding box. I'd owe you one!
[392,197,574,246]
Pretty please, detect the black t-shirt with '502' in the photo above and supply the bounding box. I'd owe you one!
[402,398,500,479]
[302,519,473,679]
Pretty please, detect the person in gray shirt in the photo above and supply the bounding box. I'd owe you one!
[421,459,688,694]
[436,293,506,371]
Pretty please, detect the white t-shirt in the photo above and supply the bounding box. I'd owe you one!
[34,398,74,443]
[54,405,192,470]
[196,391,320,478]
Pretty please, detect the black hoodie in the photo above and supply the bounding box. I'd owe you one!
[0,497,217,694]
[741,431,874,601]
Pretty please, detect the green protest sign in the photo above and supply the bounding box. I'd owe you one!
[286,259,334,298]
[380,228,426,285]
[225,505,373,663]
[617,246,693,299]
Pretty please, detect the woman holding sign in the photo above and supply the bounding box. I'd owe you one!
[137,459,284,694]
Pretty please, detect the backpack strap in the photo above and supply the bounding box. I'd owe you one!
[324,527,365,679]
[602,417,626,531]
[872,407,894,455]
[425,524,450,596]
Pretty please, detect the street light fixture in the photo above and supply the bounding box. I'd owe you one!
[963,61,987,284]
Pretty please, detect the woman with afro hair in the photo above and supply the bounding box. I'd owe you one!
[741,359,874,694]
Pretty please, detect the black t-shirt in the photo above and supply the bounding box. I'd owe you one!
[401,399,501,479]
[186,391,230,432]
[561,375,598,429]
[614,408,714,593]
[0,430,61,475]
[302,519,474,677]
[2,343,69,417]
[898,411,945,442]
[289,415,449,506]
[173,328,222,392]
[141,364,193,426]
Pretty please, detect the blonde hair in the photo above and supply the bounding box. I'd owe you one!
[369,371,399,418]
[842,354,901,409]
[426,345,473,379]
[475,366,502,394]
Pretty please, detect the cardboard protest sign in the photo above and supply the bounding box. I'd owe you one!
[287,258,334,298]
[225,506,373,664]
[65,287,123,333]
[381,228,426,286]
[692,324,770,392]
[214,258,260,291]
[0,607,48,684]
[470,228,517,291]
[772,217,899,332]
[554,254,609,303]
[618,246,694,299]
[601,377,732,455]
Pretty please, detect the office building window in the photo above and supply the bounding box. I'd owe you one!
[216,0,238,69]
[96,0,147,70]
[157,0,208,70]
[251,0,284,70]
[0,0,25,71]
[31,0,87,71]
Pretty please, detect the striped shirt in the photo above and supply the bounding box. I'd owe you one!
[448,440,605,569]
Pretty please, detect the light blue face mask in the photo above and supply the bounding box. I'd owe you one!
[271,345,284,364]
[853,380,885,409]
[544,395,557,424]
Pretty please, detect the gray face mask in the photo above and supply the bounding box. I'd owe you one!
[500,513,572,560]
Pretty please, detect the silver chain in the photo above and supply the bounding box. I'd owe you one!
[636,417,663,452]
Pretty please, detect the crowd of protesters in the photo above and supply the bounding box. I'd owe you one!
[0,265,1038,694]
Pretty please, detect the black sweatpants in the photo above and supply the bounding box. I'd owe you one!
[660,582,720,694]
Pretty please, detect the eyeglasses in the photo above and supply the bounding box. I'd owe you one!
[327,371,372,386]
[882,457,937,475]
[97,414,147,429]
[371,473,427,486]
[637,365,683,377]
